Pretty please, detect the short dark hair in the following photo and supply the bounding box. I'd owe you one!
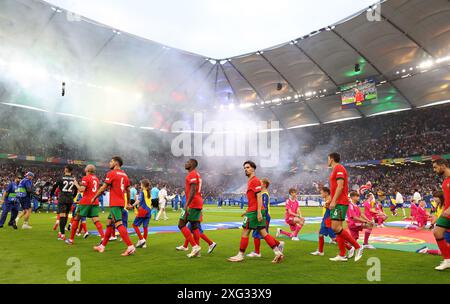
[243,160,257,169]
[112,156,123,167]
[289,188,297,195]
[328,152,341,163]
[433,158,449,167]
[433,191,445,208]
[321,186,330,195]
[65,165,73,173]
[190,159,198,168]
[350,191,360,198]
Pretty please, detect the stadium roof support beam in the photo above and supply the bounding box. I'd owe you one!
[90,33,117,62]
[219,64,239,104]
[380,13,435,59]
[170,60,209,93]
[227,61,287,129]
[292,43,339,86]
[189,63,217,101]
[213,64,219,102]
[258,53,322,123]
[30,11,58,48]
[331,29,415,109]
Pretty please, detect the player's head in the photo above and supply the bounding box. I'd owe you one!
[243,160,257,177]
[261,178,270,190]
[185,159,198,171]
[327,152,341,167]
[141,179,150,189]
[14,174,21,183]
[320,186,330,198]
[419,200,426,207]
[25,172,34,180]
[110,156,123,169]
[432,158,448,176]
[289,188,297,199]
[367,192,374,200]
[349,191,360,203]
[85,164,96,174]
[64,165,73,175]
[432,191,444,209]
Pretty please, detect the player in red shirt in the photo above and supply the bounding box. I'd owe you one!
[65,164,105,245]
[228,161,284,263]
[432,158,450,270]
[92,156,135,256]
[327,152,363,262]
[177,159,213,258]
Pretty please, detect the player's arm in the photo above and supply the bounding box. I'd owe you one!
[330,179,344,207]
[256,191,263,221]
[92,183,108,202]
[0,186,7,205]
[73,179,86,193]
[126,186,131,208]
[443,206,450,217]
[186,183,197,208]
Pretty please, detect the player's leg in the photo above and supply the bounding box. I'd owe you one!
[91,208,105,239]
[58,201,69,239]
[198,223,216,253]
[291,217,304,240]
[227,228,251,262]
[312,221,328,255]
[67,212,81,244]
[178,212,197,248]
[247,230,262,257]
[331,204,362,262]
[187,220,202,258]
[433,220,450,270]
[259,227,284,263]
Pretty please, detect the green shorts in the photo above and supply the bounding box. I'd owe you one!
[180,208,202,222]
[78,205,100,218]
[436,216,450,229]
[242,210,266,230]
[330,204,348,221]
[108,206,124,222]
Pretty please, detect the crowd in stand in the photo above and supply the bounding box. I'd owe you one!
[0,105,448,203]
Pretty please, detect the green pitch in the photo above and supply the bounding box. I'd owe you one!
[0,206,448,284]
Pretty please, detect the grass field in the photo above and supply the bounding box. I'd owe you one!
[0,206,448,284]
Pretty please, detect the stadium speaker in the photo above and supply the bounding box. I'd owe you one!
[276,83,283,91]
[354,63,360,72]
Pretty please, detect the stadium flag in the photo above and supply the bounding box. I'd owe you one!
[443,154,450,160]
[7,154,17,159]
[431,155,442,160]
[0,153,8,158]
[422,155,432,161]
[26,156,36,161]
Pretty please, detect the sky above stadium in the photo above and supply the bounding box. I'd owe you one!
[44,0,378,58]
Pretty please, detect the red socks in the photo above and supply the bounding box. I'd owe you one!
[94,221,104,238]
[117,225,132,246]
[183,238,189,248]
[81,222,87,234]
[181,227,197,246]
[263,235,277,249]
[292,224,303,237]
[336,234,346,257]
[340,229,360,249]
[200,233,213,246]
[318,235,324,253]
[102,226,113,246]
[364,230,371,245]
[254,238,261,254]
[240,236,249,253]
[143,227,148,240]
[193,229,201,245]
[69,220,79,241]
[133,224,143,240]
[436,239,450,259]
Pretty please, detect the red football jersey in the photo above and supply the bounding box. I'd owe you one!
[79,174,100,205]
[105,169,130,207]
[247,176,263,212]
[329,164,349,206]
[442,177,450,219]
[185,169,203,209]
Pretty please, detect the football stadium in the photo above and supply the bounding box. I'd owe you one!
[0,0,449,288]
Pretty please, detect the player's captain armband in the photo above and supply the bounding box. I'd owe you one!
[255,186,261,190]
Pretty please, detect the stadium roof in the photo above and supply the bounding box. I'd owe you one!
[0,0,449,128]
